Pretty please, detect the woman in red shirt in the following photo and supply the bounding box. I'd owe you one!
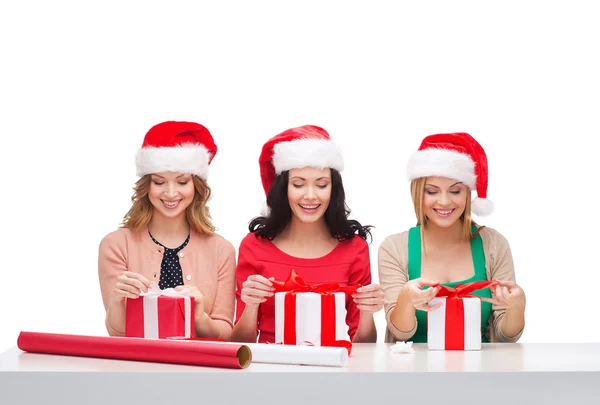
[231,125,384,344]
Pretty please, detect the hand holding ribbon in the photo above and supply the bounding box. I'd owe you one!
[484,280,526,310]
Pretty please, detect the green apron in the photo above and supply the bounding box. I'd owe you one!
[407,225,492,343]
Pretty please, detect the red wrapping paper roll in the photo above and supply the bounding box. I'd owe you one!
[17,331,251,369]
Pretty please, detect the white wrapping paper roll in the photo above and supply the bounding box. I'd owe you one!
[173,340,348,367]
[244,343,348,367]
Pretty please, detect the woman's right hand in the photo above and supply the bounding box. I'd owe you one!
[402,278,442,312]
[111,271,151,301]
[240,274,275,307]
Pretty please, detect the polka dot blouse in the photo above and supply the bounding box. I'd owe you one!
[149,231,190,289]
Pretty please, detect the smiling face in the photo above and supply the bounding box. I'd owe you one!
[422,176,469,228]
[148,172,195,220]
[287,167,332,225]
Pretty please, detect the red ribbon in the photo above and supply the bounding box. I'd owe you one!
[274,270,358,354]
[431,280,497,350]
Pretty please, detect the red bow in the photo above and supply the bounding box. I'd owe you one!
[272,269,360,295]
[433,280,498,298]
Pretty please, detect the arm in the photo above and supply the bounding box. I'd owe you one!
[195,239,237,340]
[348,238,375,343]
[487,232,525,342]
[98,233,130,336]
[230,238,262,343]
[378,236,417,341]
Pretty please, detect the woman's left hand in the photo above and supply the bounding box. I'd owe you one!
[175,285,205,316]
[352,284,384,313]
[482,280,526,310]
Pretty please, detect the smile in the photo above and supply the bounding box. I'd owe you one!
[299,204,320,211]
[433,208,454,217]
[161,199,182,209]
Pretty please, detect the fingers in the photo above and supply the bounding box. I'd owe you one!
[495,285,510,302]
[354,284,384,312]
[122,271,151,288]
[114,281,142,299]
[494,280,516,288]
[247,274,273,288]
[356,283,380,293]
[115,271,150,295]
[417,278,440,288]
[241,275,275,305]
[415,302,442,312]
[480,297,502,306]
[244,280,274,293]
[241,293,268,305]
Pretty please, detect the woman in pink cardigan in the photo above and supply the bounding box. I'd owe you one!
[98,121,236,340]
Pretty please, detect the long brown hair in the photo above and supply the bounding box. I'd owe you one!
[410,177,483,246]
[121,175,216,235]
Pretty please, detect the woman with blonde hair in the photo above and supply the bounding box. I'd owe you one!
[98,121,236,339]
[378,132,526,344]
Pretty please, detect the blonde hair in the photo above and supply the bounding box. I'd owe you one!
[121,175,216,235]
[410,177,483,246]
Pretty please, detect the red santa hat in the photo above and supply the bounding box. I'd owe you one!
[135,121,217,179]
[407,132,494,216]
[258,125,344,215]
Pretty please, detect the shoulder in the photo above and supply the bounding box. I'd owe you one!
[240,232,270,250]
[192,231,236,256]
[379,230,410,254]
[99,228,135,250]
[478,226,510,250]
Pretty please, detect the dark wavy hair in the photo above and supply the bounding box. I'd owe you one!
[249,169,373,242]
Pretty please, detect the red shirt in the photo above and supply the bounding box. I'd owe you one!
[235,232,372,343]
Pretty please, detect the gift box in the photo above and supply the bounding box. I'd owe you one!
[273,270,358,351]
[126,286,195,339]
[427,281,496,351]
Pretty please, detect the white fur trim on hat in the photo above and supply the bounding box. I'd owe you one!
[273,139,344,174]
[136,144,211,178]
[407,148,476,188]
[471,197,495,217]
[260,201,271,217]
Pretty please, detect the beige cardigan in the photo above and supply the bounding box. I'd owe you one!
[378,227,523,343]
[98,227,236,339]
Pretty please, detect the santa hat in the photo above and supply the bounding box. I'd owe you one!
[135,121,217,179]
[259,125,344,215]
[407,132,494,216]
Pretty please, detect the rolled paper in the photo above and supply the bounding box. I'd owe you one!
[17,331,251,369]
[172,338,348,367]
[245,343,348,367]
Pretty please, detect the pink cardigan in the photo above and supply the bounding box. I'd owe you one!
[98,227,236,339]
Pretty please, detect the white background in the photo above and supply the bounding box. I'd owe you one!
[1,1,599,353]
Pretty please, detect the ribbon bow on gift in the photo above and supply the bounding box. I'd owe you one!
[273,270,359,355]
[142,285,192,297]
[272,269,360,295]
[432,280,498,299]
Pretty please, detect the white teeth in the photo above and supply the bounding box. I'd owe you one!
[299,204,319,209]
[435,209,452,215]
[164,201,179,207]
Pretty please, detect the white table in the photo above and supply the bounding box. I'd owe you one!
[1,343,599,404]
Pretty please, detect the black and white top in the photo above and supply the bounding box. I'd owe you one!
[149,232,190,289]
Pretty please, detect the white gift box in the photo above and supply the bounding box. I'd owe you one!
[427,296,482,351]
[274,292,350,346]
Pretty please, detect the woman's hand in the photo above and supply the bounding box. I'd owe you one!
[482,280,526,310]
[240,274,275,306]
[402,278,442,312]
[352,284,384,313]
[111,271,151,301]
[175,285,206,316]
